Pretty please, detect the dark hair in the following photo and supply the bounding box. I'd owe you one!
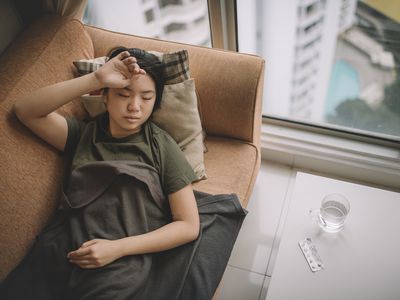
[105,46,164,110]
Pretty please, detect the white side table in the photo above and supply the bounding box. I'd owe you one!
[266,172,400,300]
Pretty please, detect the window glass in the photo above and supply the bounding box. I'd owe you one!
[144,9,155,23]
[164,22,187,33]
[158,0,183,8]
[83,0,211,47]
[237,0,400,140]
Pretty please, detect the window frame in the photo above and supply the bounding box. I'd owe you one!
[210,0,400,190]
[207,0,237,51]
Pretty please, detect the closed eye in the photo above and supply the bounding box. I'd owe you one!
[118,93,129,98]
[141,91,155,101]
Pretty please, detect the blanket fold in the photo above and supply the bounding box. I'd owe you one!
[0,161,247,300]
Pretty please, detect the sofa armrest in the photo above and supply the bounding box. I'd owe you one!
[84,25,265,145]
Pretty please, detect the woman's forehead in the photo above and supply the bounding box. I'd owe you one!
[122,74,156,91]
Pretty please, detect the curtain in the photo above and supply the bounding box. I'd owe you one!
[43,0,88,20]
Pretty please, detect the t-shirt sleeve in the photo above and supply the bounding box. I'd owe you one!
[156,131,198,195]
[64,117,86,155]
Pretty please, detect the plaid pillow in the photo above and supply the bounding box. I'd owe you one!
[73,49,190,85]
[149,50,190,85]
[73,56,106,75]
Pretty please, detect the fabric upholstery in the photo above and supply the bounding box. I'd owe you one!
[0,15,94,281]
[192,137,259,208]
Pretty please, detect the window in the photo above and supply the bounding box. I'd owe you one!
[306,1,321,16]
[237,0,400,141]
[83,0,211,46]
[158,0,182,9]
[303,19,321,34]
[144,9,154,23]
[194,15,206,25]
[164,22,186,33]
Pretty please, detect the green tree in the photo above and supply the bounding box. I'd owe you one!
[327,98,400,136]
[383,75,400,114]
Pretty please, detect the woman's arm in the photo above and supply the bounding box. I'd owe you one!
[67,184,200,269]
[14,73,103,151]
[13,51,143,151]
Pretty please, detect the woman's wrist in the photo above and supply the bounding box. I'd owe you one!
[115,237,135,257]
[86,72,105,91]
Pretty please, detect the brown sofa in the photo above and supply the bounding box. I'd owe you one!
[0,14,265,283]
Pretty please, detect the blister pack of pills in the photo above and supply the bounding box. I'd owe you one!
[298,238,325,272]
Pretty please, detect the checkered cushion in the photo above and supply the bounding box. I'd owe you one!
[73,49,191,85]
[149,50,190,85]
[73,56,106,75]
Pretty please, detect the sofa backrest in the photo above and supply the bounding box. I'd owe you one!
[85,25,265,145]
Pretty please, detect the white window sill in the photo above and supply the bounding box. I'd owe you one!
[261,119,400,190]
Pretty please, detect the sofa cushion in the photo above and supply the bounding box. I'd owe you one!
[193,137,259,208]
[0,15,94,281]
[149,49,190,84]
[152,79,206,180]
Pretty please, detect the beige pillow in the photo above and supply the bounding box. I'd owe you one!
[80,94,105,118]
[73,51,206,180]
[151,79,206,180]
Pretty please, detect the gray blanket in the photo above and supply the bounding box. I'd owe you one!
[0,161,247,300]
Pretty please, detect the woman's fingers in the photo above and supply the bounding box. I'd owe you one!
[96,50,147,88]
[81,239,97,248]
[69,259,91,264]
[116,51,147,75]
[127,63,146,75]
[70,259,98,269]
[67,247,91,258]
[121,55,146,75]
[117,50,131,60]
[68,249,100,267]
[69,253,93,260]
[122,55,136,64]
[117,63,133,80]
[137,67,146,75]
[67,239,120,269]
[79,264,98,269]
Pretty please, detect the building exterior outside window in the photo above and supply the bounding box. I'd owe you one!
[164,22,187,33]
[238,0,400,139]
[158,0,183,8]
[83,0,211,46]
[145,9,155,23]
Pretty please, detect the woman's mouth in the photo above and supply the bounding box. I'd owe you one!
[124,116,140,123]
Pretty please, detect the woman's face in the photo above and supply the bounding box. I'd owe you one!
[106,73,156,138]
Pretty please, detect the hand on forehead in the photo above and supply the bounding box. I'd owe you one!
[118,51,146,76]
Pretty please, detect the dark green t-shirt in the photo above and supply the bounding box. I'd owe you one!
[64,113,197,195]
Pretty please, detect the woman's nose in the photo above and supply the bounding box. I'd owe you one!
[127,98,140,112]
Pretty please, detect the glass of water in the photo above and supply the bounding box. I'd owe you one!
[310,194,350,233]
